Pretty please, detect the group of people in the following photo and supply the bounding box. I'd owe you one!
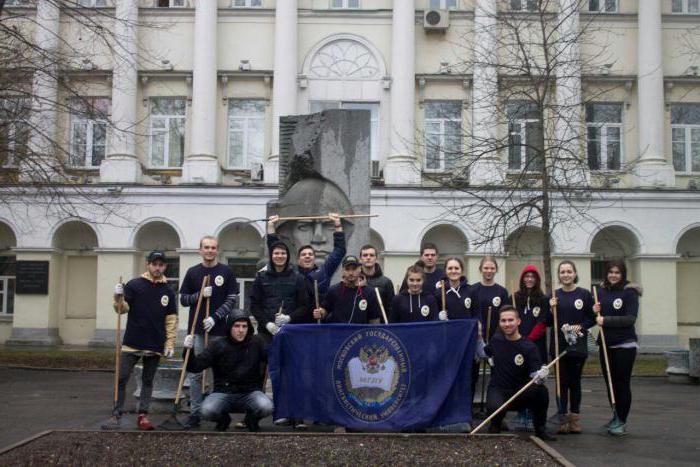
[110,214,641,439]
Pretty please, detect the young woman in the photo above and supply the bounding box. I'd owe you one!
[548,260,596,434]
[435,257,471,320]
[390,261,439,323]
[510,265,549,364]
[593,260,641,437]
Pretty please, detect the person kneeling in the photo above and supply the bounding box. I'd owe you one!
[184,309,272,432]
[484,305,555,441]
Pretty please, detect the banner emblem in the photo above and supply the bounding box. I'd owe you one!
[215,275,224,286]
[333,329,410,423]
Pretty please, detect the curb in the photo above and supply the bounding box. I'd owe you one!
[0,364,113,373]
[531,435,576,467]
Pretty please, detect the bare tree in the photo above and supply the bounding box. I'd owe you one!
[418,0,629,292]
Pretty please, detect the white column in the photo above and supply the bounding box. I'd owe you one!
[181,0,221,184]
[22,0,60,182]
[100,0,142,183]
[265,0,298,184]
[633,0,674,187]
[384,0,420,185]
[469,0,503,185]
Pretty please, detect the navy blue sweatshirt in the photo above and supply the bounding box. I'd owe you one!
[434,277,473,320]
[180,263,239,336]
[595,283,641,346]
[390,290,439,323]
[485,332,542,390]
[468,282,510,340]
[548,287,596,357]
[509,291,549,361]
[122,276,177,353]
[323,283,381,324]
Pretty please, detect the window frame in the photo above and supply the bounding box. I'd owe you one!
[586,102,624,172]
[69,97,109,169]
[330,0,360,9]
[156,0,186,7]
[672,0,700,13]
[231,0,262,7]
[509,0,539,11]
[671,107,700,174]
[428,0,458,9]
[0,98,30,169]
[506,102,544,172]
[78,0,107,7]
[148,97,186,169]
[588,0,618,13]
[0,256,16,316]
[423,100,463,172]
[226,99,266,170]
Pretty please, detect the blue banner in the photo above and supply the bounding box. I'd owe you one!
[268,320,477,430]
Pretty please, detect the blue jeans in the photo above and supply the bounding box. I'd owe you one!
[188,334,225,418]
[200,391,274,423]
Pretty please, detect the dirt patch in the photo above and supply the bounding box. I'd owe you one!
[1,431,560,466]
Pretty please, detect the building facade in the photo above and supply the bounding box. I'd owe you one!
[0,0,699,351]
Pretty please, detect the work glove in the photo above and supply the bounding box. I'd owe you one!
[164,348,175,358]
[474,340,487,360]
[114,283,124,295]
[202,286,213,298]
[183,334,194,349]
[266,322,280,335]
[561,324,583,346]
[438,310,448,321]
[488,357,494,367]
[275,313,291,327]
[203,316,215,332]
[533,365,549,383]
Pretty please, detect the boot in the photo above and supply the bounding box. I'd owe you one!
[556,413,570,434]
[215,413,231,432]
[568,413,582,434]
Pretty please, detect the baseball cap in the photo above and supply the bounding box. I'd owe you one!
[342,255,360,268]
[147,250,167,263]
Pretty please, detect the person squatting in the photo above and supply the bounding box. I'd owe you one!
[111,219,641,439]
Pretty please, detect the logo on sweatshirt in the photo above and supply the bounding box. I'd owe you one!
[359,299,368,311]
[613,298,623,310]
[214,275,224,287]
[333,328,410,423]
[420,305,430,317]
[492,296,501,307]
[575,299,584,310]
[161,295,169,307]
[464,297,472,309]
[514,354,524,366]
[532,306,541,317]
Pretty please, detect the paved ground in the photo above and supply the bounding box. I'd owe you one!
[0,367,697,466]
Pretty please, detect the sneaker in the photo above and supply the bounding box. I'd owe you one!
[215,414,232,432]
[273,418,292,426]
[234,421,247,430]
[183,415,200,430]
[137,413,154,431]
[608,422,627,437]
[294,420,308,430]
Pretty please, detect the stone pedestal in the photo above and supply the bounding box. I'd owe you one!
[181,157,221,185]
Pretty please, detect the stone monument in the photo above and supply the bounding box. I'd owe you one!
[267,109,371,270]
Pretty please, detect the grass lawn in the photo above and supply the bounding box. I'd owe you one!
[582,354,666,377]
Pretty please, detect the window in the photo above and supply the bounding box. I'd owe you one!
[588,0,617,12]
[228,100,265,170]
[233,0,262,6]
[0,98,30,168]
[586,103,622,171]
[309,101,379,161]
[672,104,700,173]
[509,0,538,11]
[0,256,15,315]
[429,0,458,9]
[149,98,186,168]
[156,0,185,7]
[507,102,543,171]
[5,0,31,6]
[424,101,462,171]
[78,0,107,6]
[330,0,360,8]
[673,0,700,14]
[164,257,179,293]
[70,97,109,168]
[228,258,259,313]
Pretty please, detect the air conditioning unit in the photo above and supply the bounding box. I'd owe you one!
[250,162,263,181]
[370,160,381,179]
[424,9,449,31]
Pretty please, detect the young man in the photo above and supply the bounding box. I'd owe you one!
[179,235,239,429]
[184,309,273,432]
[111,250,177,430]
[250,241,309,342]
[483,305,555,441]
[266,213,345,297]
[400,243,444,292]
[314,256,381,324]
[360,244,395,315]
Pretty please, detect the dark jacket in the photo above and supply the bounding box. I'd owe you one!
[467,282,510,340]
[400,267,445,293]
[266,231,346,297]
[547,287,596,357]
[595,282,642,346]
[186,310,267,394]
[179,263,239,336]
[322,283,381,324]
[390,290,439,323]
[121,274,177,354]
[364,263,395,314]
[250,241,310,336]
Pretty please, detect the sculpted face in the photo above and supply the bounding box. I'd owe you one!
[291,220,337,259]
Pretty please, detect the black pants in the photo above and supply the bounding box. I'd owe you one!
[557,355,586,414]
[599,346,636,423]
[115,352,160,415]
[486,384,549,432]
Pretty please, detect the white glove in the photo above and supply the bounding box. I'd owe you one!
[266,322,280,335]
[533,365,549,383]
[203,316,215,332]
[183,334,194,349]
[164,348,174,358]
[438,310,448,321]
[202,286,213,298]
[275,314,291,327]
[487,357,494,367]
[474,340,487,360]
[114,283,124,295]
